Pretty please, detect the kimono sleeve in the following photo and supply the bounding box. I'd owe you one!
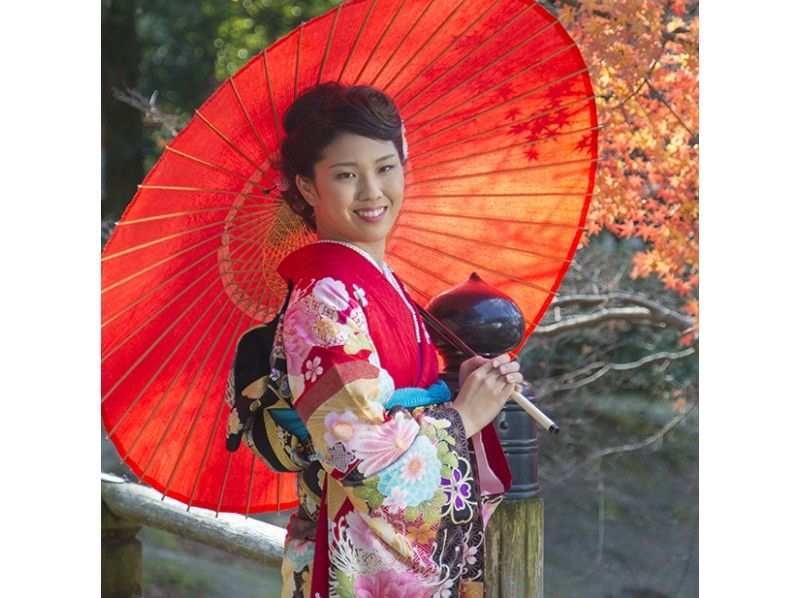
[283,274,476,524]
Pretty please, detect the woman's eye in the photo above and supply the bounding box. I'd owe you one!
[335,172,355,180]
[378,164,395,174]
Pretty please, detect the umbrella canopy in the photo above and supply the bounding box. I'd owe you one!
[101,0,598,514]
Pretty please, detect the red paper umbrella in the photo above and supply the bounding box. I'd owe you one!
[101,0,598,515]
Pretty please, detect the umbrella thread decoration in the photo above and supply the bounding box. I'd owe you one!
[101,0,598,514]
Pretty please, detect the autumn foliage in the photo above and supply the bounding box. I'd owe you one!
[552,0,698,319]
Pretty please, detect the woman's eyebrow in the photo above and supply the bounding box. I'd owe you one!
[328,154,396,169]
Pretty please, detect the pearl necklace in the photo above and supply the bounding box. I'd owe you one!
[313,239,421,343]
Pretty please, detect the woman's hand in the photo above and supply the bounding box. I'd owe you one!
[452,353,522,438]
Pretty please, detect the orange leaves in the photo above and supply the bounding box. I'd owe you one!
[556,0,698,322]
[671,0,688,17]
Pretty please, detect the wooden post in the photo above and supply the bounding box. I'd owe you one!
[426,273,545,597]
[484,498,544,598]
[101,498,142,598]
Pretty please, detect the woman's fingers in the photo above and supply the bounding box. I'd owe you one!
[459,355,487,377]
[491,353,511,368]
[497,361,520,374]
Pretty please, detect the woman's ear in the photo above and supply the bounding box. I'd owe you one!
[295,174,319,207]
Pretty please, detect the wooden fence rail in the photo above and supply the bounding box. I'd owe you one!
[102,472,543,597]
[101,472,285,596]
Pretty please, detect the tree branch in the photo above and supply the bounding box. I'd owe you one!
[549,292,695,331]
[534,306,692,337]
[645,78,697,139]
[535,347,696,398]
[549,398,698,488]
[111,87,184,139]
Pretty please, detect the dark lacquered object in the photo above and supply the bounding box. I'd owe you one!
[427,273,540,499]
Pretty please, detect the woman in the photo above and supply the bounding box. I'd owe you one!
[274,83,521,597]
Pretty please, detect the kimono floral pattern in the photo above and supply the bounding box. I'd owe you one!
[276,248,508,598]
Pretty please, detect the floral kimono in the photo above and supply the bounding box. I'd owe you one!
[275,241,511,598]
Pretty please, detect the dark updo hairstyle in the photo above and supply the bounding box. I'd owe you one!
[279,82,406,231]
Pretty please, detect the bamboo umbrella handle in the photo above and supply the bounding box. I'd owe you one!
[510,391,560,434]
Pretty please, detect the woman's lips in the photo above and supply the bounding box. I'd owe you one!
[354,206,387,223]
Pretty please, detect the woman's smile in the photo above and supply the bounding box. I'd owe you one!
[353,206,388,222]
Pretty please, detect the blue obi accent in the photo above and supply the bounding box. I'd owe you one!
[269,409,311,441]
[385,380,452,409]
[271,380,452,440]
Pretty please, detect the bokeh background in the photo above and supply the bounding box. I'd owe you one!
[101,1,699,596]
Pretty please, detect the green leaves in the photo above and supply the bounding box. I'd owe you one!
[352,478,383,511]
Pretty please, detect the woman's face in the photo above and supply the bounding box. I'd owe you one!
[296,132,404,250]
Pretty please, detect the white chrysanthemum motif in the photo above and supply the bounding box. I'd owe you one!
[351,412,420,477]
[312,277,349,311]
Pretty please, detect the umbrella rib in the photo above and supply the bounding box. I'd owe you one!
[136,185,282,203]
[122,285,239,465]
[405,157,599,187]
[367,0,436,87]
[390,272,432,303]
[262,50,280,135]
[214,454,235,516]
[105,283,229,435]
[382,0,470,92]
[211,278,286,515]
[294,23,303,100]
[353,0,410,83]
[394,221,571,262]
[109,204,277,226]
[102,212,266,295]
[390,233,556,295]
[398,208,587,229]
[104,238,264,443]
[103,218,265,335]
[164,146,272,194]
[405,190,592,199]
[228,77,271,161]
[385,248,456,296]
[111,204,274,226]
[411,125,601,174]
[408,39,576,130]
[247,451,257,517]
[102,216,266,326]
[401,3,546,120]
[101,210,268,262]
[337,0,379,82]
[317,4,341,85]
[189,274,278,512]
[409,64,594,147]
[138,258,266,485]
[102,230,263,366]
[409,95,596,159]
[194,109,266,174]
[388,251,535,331]
[161,289,264,504]
[391,0,504,99]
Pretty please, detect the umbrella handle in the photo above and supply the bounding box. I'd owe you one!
[414,300,560,434]
[510,391,560,435]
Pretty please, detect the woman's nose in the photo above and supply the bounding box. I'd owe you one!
[358,174,382,201]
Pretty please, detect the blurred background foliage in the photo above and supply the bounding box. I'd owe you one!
[101,1,698,596]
